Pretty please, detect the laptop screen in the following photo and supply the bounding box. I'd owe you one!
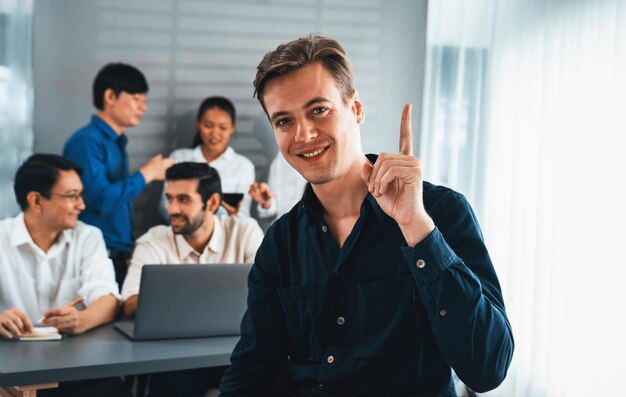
[130,263,252,340]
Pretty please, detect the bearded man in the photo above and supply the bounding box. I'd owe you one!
[121,162,263,318]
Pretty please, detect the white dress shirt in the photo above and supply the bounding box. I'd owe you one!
[121,215,264,300]
[0,213,120,321]
[257,153,308,220]
[160,146,256,218]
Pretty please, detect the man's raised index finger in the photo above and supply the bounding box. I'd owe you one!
[399,103,413,156]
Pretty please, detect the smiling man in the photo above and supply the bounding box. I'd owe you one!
[0,154,119,338]
[219,35,514,397]
[63,63,175,288]
[120,162,263,397]
[121,162,263,319]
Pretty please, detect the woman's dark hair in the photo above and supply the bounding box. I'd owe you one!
[14,154,83,211]
[191,96,236,147]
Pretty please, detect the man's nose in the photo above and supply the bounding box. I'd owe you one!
[76,197,86,211]
[294,118,318,143]
[167,200,179,214]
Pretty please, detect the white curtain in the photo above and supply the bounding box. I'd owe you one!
[0,0,33,218]
[422,1,626,396]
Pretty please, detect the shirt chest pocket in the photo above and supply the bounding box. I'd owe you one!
[277,283,323,361]
[354,274,422,359]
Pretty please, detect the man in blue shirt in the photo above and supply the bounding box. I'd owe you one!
[220,36,514,397]
[63,63,174,287]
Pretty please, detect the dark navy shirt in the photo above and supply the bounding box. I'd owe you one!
[63,115,146,251]
[221,173,514,397]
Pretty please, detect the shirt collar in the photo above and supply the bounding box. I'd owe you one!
[362,153,387,222]
[301,183,325,218]
[192,145,205,162]
[172,216,223,260]
[220,147,235,160]
[363,191,387,222]
[300,153,387,223]
[174,232,198,260]
[206,216,224,254]
[192,146,234,164]
[10,213,74,251]
[11,213,33,247]
[91,114,127,144]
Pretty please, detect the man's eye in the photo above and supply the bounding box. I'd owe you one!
[312,107,327,115]
[275,118,290,127]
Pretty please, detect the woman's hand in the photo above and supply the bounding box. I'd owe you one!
[249,182,274,209]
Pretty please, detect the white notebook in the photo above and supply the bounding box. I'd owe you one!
[19,326,62,341]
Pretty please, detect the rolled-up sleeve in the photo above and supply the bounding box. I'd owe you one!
[77,227,121,304]
[121,240,162,301]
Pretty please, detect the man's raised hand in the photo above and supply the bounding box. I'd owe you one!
[361,103,434,246]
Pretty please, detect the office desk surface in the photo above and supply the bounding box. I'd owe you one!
[0,324,239,388]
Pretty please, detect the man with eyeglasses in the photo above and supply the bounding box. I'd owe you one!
[0,154,120,340]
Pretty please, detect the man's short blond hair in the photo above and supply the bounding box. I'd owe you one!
[253,35,355,113]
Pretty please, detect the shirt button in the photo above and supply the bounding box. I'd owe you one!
[322,225,328,232]
[416,259,426,269]
[336,316,346,326]
[327,355,334,364]
[440,309,447,317]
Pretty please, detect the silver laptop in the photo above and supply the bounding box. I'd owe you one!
[114,263,251,340]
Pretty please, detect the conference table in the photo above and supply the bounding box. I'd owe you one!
[0,324,239,396]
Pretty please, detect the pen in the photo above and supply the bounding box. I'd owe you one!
[65,296,85,308]
[38,296,85,323]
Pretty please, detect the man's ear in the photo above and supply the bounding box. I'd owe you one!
[26,192,43,213]
[207,192,221,214]
[102,88,119,109]
[351,90,365,124]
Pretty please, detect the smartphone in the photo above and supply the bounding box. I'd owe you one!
[221,193,244,207]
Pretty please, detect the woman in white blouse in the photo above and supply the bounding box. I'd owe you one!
[160,97,255,218]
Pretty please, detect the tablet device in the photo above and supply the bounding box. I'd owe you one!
[222,193,244,207]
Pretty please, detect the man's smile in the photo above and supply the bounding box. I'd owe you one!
[300,147,326,158]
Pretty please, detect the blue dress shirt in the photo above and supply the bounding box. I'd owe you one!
[63,115,146,251]
[220,163,514,397]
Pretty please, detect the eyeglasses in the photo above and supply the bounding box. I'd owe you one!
[49,192,85,203]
